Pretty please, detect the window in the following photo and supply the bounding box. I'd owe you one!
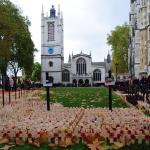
[62,70,70,82]
[76,58,86,75]
[48,22,54,41]
[49,61,53,67]
[93,69,101,81]
[132,27,135,37]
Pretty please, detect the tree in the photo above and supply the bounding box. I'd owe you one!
[0,0,36,79]
[0,0,19,75]
[107,23,129,74]
[9,29,36,79]
[31,62,41,82]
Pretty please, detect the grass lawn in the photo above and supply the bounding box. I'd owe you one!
[42,87,127,108]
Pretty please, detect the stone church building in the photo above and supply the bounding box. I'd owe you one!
[41,5,111,86]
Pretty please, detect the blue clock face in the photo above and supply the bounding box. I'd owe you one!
[48,48,54,54]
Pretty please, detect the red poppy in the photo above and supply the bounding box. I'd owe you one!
[131,134,135,139]
[16,133,20,138]
[54,133,59,138]
[120,130,124,134]
[28,133,32,138]
[110,133,114,138]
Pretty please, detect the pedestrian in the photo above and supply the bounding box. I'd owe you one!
[9,76,14,91]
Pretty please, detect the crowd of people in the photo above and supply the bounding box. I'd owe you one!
[115,75,150,104]
[1,75,39,91]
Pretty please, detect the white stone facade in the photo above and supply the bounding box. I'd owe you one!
[41,5,109,86]
[129,0,150,77]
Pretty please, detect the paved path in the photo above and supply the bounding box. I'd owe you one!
[114,91,134,107]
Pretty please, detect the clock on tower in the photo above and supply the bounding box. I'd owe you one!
[48,48,54,54]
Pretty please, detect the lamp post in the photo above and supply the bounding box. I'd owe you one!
[46,86,50,111]
[115,63,118,82]
[108,63,112,111]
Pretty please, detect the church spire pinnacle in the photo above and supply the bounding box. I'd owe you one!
[68,54,71,63]
[41,5,44,17]
[107,51,111,63]
[61,11,63,19]
[58,4,60,17]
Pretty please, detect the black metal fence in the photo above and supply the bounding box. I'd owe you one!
[114,76,150,106]
[0,75,42,107]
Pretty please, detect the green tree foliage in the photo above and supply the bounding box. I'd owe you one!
[31,62,41,81]
[0,0,36,78]
[0,0,14,75]
[107,23,129,74]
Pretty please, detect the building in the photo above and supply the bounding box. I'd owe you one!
[129,0,150,78]
[41,5,111,86]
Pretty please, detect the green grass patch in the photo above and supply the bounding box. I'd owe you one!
[41,87,127,108]
[1,142,149,150]
[117,143,150,150]
[4,143,88,150]
[144,113,150,117]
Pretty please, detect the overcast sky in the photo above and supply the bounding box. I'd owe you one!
[10,0,130,63]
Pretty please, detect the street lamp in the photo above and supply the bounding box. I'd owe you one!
[115,63,118,82]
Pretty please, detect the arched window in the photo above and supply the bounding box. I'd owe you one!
[93,69,101,81]
[76,58,86,75]
[49,61,53,67]
[62,70,70,82]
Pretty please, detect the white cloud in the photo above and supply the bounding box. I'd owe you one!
[10,0,130,63]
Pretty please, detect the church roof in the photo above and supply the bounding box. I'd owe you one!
[92,62,106,67]
[63,63,71,67]
[72,52,91,59]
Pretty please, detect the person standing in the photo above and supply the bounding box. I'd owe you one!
[9,76,14,91]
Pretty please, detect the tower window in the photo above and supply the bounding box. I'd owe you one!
[49,61,53,67]
[48,22,54,41]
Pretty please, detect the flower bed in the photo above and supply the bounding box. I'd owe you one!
[0,99,150,149]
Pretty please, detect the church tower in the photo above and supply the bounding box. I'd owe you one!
[41,5,64,85]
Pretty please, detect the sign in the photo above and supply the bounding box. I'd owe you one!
[105,78,115,86]
[43,83,53,87]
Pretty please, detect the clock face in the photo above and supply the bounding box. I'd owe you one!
[48,48,54,54]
